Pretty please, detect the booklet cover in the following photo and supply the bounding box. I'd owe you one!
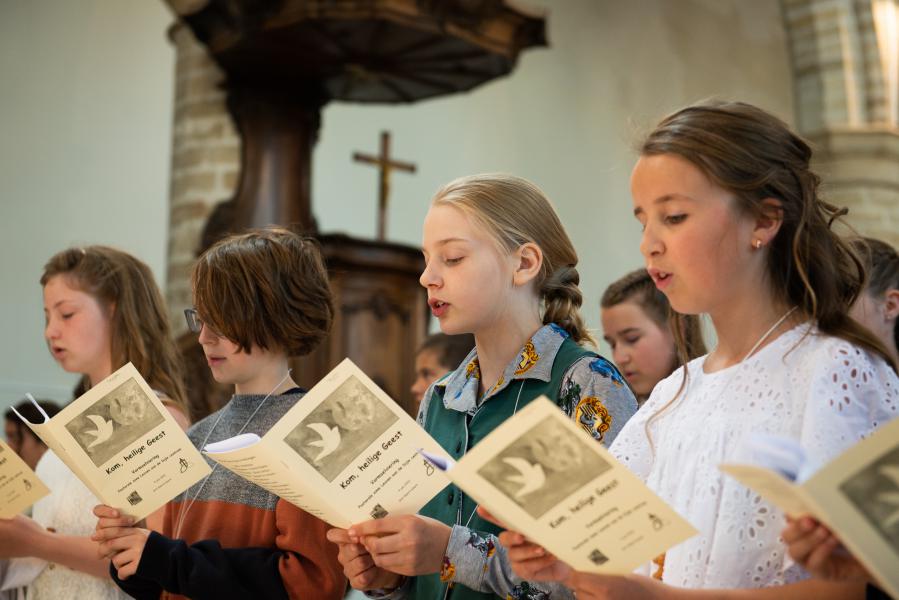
[0,438,49,519]
[13,363,211,521]
[203,358,450,529]
[720,416,899,599]
[420,396,697,575]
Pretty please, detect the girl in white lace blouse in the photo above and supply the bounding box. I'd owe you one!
[491,101,898,599]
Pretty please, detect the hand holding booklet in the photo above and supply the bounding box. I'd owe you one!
[13,363,211,521]
[202,358,450,528]
[0,438,49,519]
[420,397,697,574]
[720,416,899,599]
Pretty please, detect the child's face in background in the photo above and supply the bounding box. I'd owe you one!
[43,275,113,383]
[631,154,758,316]
[420,204,519,335]
[410,349,444,409]
[601,300,676,399]
[4,420,45,471]
[850,289,898,359]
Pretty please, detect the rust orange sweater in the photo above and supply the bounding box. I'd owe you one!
[111,390,346,600]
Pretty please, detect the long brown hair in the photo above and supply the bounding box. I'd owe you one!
[638,101,896,447]
[41,247,188,412]
[433,173,594,345]
[600,268,707,366]
[850,236,899,355]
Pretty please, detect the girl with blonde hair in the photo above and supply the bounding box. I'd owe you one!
[329,173,637,599]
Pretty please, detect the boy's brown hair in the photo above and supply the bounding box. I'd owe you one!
[191,227,334,357]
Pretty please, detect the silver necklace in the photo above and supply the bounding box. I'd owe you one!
[714,306,798,367]
[173,369,293,539]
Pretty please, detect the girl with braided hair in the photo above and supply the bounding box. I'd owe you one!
[328,173,637,600]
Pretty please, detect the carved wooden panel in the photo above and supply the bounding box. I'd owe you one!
[290,234,428,416]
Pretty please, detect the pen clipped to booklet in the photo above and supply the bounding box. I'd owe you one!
[13,363,211,521]
[418,397,697,574]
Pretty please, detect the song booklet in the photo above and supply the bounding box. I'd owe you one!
[0,438,49,518]
[14,363,211,521]
[721,416,899,599]
[421,396,697,574]
[203,358,450,528]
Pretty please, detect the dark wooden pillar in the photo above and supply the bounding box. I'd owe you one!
[227,88,324,232]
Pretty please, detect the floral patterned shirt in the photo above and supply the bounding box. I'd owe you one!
[368,324,637,599]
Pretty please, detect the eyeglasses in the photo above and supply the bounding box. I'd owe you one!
[184,308,219,336]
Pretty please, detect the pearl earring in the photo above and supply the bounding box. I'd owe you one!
[754,239,762,249]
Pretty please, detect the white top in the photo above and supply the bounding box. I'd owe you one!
[28,450,127,600]
[611,323,898,589]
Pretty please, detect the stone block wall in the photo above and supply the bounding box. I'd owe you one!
[783,0,899,248]
[165,24,240,336]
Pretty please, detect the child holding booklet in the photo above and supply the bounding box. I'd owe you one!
[782,518,891,599]
[0,246,190,600]
[491,101,899,599]
[328,174,638,599]
[92,228,346,600]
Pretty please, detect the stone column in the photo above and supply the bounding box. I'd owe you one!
[782,0,899,247]
[165,23,240,336]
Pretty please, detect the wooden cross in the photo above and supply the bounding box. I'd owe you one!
[353,131,417,240]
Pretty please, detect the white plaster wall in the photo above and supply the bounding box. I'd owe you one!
[0,0,175,411]
[0,0,792,416]
[313,0,793,339]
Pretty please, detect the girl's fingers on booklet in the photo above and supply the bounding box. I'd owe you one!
[496,529,528,547]
[110,544,142,580]
[93,504,120,518]
[510,552,571,583]
[565,572,663,600]
[781,518,870,582]
[475,506,508,529]
[356,515,450,575]
[98,529,150,565]
[92,525,137,543]
[497,530,570,582]
[329,527,397,590]
[325,527,352,544]
[93,504,134,528]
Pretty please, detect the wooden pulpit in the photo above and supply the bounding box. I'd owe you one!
[291,235,428,415]
[165,0,545,419]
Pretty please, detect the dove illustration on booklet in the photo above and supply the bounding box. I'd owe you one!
[202,358,450,528]
[419,397,697,574]
[12,362,210,521]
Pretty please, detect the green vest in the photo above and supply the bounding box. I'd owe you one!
[413,338,594,599]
